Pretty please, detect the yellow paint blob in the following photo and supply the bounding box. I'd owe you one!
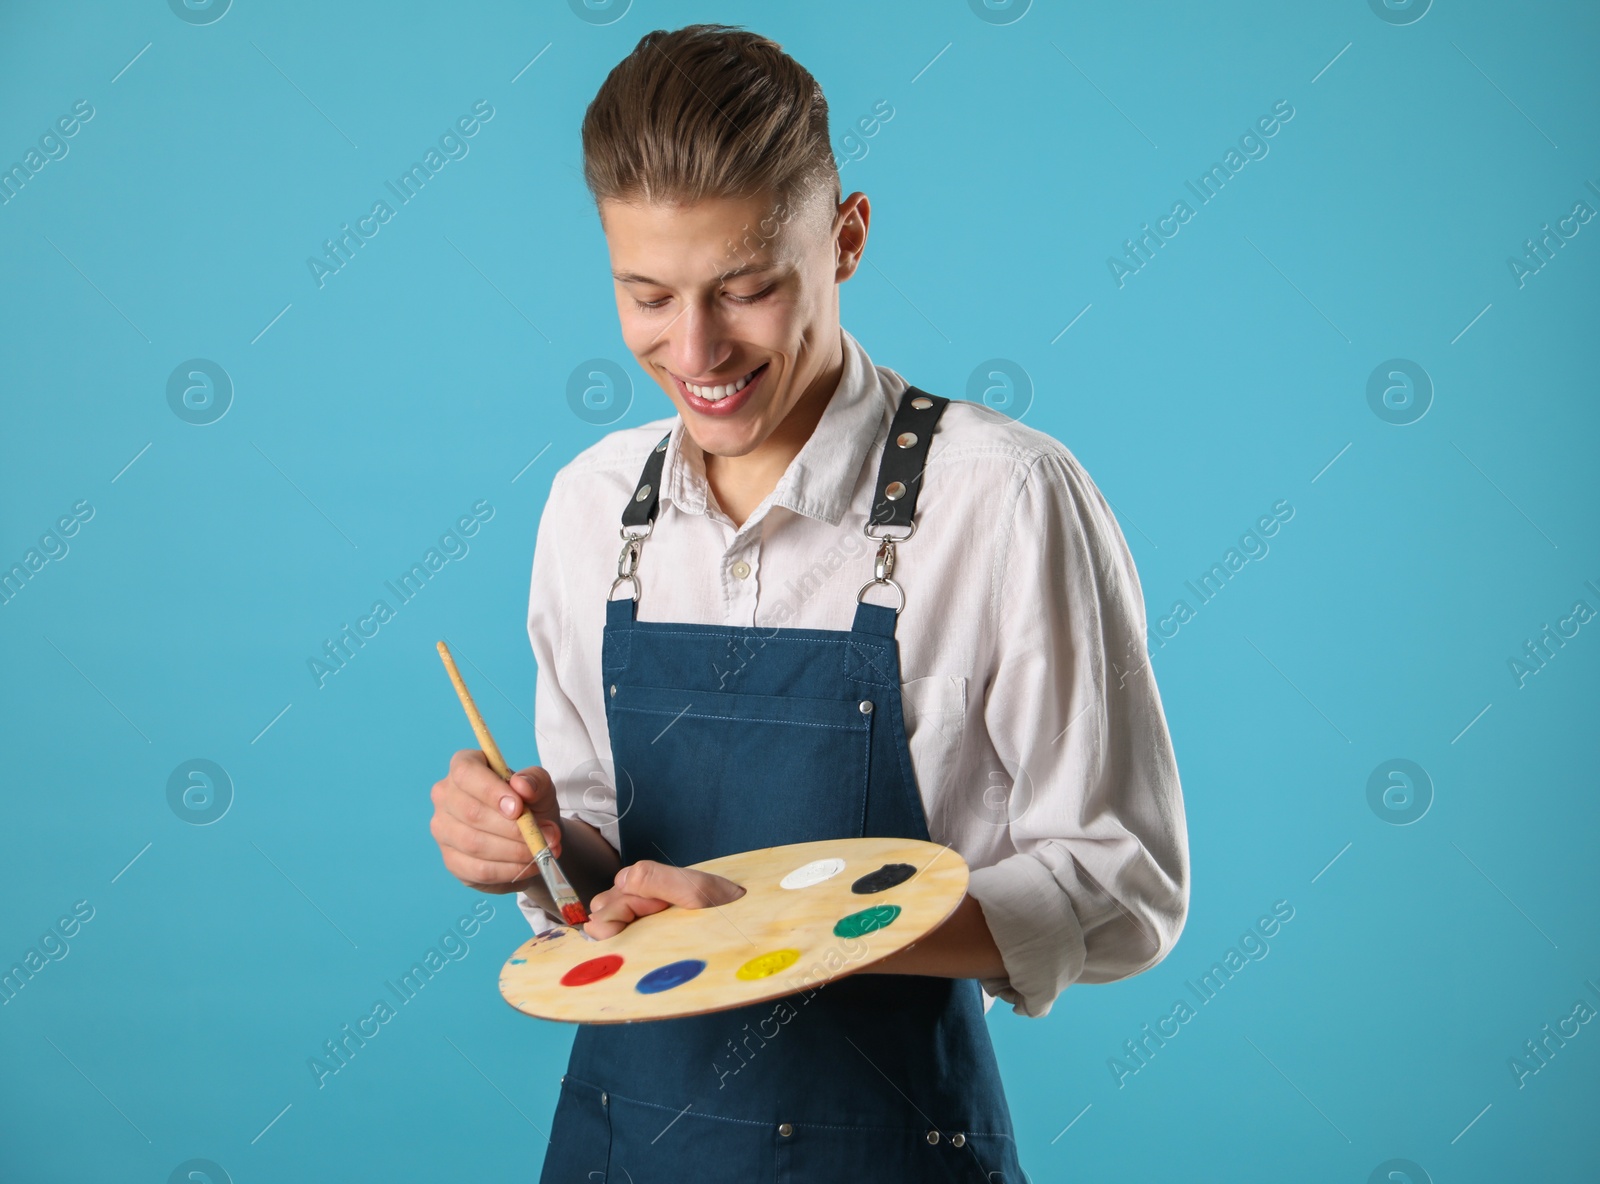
[735,948,802,981]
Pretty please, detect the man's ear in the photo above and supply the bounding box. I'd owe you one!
[834,191,871,282]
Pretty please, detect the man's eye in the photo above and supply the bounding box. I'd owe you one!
[631,296,670,311]
[726,286,774,305]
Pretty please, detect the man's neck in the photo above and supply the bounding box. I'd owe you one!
[704,343,844,529]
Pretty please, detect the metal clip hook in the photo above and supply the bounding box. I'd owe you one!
[617,537,642,580]
[874,537,896,582]
[856,535,906,614]
[608,525,651,602]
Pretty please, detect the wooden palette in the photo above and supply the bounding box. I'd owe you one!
[498,836,969,1024]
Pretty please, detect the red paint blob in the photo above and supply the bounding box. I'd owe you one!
[561,955,624,987]
[561,902,589,925]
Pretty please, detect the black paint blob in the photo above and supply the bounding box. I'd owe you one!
[851,863,916,894]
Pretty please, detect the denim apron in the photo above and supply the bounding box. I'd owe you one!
[539,389,1026,1183]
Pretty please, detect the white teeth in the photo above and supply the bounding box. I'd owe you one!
[684,367,759,402]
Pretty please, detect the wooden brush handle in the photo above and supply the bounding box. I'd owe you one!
[436,640,549,862]
[515,811,552,861]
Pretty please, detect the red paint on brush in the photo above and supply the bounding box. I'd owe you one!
[561,902,589,926]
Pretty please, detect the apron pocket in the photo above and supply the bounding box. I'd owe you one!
[538,1076,612,1184]
[607,684,874,867]
[605,1090,776,1183]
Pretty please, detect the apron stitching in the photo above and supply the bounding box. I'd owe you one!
[611,708,866,732]
[858,711,870,835]
[614,629,862,647]
[886,696,923,816]
[846,640,899,687]
[577,1085,772,1129]
[585,1079,1018,1139]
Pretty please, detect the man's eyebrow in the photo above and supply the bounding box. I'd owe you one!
[611,262,780,285]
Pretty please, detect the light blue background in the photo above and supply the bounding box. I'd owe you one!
[2,1,1597,1180]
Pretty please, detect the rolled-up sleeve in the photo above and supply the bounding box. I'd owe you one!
[964,449,1189,1017]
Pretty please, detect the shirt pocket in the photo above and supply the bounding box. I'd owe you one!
[899,674,968,803]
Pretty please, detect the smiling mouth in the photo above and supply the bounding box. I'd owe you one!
[678,364,766,402]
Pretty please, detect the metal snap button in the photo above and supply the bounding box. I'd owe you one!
[655,438,668,452]
[951,1133,966,1147]
[884,480,907,500]
[859,700,873,714]
[731,560,751,579]
[634,483,651,502]
[601,1092,608,1106]
[609,684,617,697]
[896,431,918,448]
[911,396,933,410]
[778,1122,793,1137]
[926,1130,940,1145]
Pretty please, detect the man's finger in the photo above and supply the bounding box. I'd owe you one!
[508,766,555,808]
[431,810,536,867]
[439,843,539,890]
[583,889,674,940]
[448,749,519,810]
[439,779,520,837]
[614,861,745,909]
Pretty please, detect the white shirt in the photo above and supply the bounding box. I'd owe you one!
[518,326,1189,1018]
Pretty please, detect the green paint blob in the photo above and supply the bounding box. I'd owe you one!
[833,904,902,939]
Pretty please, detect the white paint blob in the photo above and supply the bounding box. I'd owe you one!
[780,857,846,890]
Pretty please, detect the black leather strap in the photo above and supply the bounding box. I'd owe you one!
[867,386,949,531]
[621,431,671,530]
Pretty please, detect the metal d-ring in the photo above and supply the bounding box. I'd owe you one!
[856,575,906,614]
[863,518,916,543]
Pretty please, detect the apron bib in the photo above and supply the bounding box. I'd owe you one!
[539,389,1025,1183]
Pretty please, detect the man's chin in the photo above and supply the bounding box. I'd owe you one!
[680,418,766,461]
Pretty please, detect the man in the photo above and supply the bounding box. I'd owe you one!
[430,23,1188,1182]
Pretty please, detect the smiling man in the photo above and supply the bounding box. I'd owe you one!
[605,188,860,529]
[429,23,1189,1183]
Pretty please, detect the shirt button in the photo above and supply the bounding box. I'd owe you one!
[778,1122,793,1137]
[926,1130,940,1144]
[950,1133,966,1147]
[731,560,751,580]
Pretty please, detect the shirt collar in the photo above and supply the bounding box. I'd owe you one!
[660,326,888,528]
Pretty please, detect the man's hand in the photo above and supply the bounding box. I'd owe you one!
[584,860,746,939]
[430,749,562,894]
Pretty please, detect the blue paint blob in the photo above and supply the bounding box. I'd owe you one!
[636,959,707,994]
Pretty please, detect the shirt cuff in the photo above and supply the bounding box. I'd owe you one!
[516,890,563,934]
[966,855,1087,1018]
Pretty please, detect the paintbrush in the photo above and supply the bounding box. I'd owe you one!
[435,641,589,926]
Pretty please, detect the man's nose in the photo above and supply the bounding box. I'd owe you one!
[670,300,732,379]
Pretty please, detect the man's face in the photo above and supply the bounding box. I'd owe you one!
[600,187,867,460]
